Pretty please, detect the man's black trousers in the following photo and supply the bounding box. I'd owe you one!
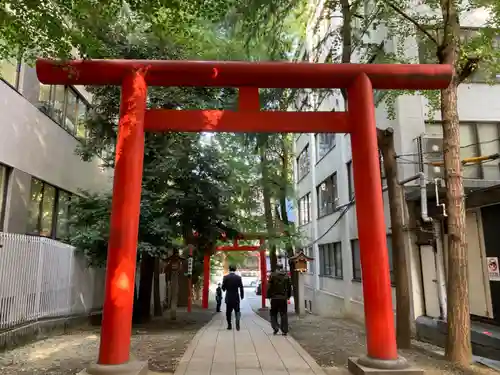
[270,298,288,333]
[226,300,240,327]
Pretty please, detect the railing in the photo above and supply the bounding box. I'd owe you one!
[0,233,105,330]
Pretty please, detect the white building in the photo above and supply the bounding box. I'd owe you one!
[0,58,112,238]
[293,0,500,329]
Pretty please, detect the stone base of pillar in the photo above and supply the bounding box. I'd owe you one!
[78,361,149,375]
[258,307,269,311]
[348,357,423,375]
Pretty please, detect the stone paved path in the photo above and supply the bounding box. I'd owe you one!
[174,299,326,375]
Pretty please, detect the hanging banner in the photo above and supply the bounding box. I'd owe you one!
[487,257,500,281]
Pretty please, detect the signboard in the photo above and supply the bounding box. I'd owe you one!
[487,257,500,281]
[187,257,193,276]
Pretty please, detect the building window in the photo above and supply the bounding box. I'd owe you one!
[28,179,56,237]
[38,85,90,140]
[317,173,338,217]
[347,161,354,200]
[56,190,72,240]
[351,236,394,283]
[0,164,9,229]
[351,239,362,281]
[27,178,75,239]
[315,133,336,160]
[0,58,21,89]
[425,122,500,180]
[297,145,310,181]
[52,85,66,125]
[319,242,342,278]
[298,193,311,226]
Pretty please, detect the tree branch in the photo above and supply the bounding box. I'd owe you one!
[382,0,439,46]
[457,56,480,83]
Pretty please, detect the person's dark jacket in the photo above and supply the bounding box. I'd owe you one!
[267,270,292,300]
[222,272,244,303]
[216,286,222,301]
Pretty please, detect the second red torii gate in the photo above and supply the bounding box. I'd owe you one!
[35,59,452,374]
[202,233,270,310]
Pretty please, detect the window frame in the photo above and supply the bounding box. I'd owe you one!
[27,177,73,240]
[0,164,10,230]
[298,193,312,226]
[347,160,354,200]
[425,121,500,180]
[296,145,311,181]
[316,173,338,218]
[315,133,336,162]
[0,56,22,90]
[37,85,90,141]
[318,242,343,279]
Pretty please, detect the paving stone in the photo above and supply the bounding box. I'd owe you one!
[174,300,326,375]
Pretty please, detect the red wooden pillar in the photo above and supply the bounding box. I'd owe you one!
[259,238,267,309]
[202,251,210,309]
[349,74,398,361]
[98,70,147,365]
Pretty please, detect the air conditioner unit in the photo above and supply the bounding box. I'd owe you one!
[416,134,445,180]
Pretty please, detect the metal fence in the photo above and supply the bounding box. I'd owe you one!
[0,233,105,330]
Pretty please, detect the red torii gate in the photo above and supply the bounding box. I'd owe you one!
[36,59,451,374]
[202,232,271,311]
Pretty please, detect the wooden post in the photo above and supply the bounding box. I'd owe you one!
[378,127,412,349]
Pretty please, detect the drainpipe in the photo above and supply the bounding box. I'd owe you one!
[434,220,448,320]
[384,172,447,319]
[418,172,432,223]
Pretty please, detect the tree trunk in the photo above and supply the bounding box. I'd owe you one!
[135,252,155,324]
[164,270,169,310]
[170,268,179,320]
[438,0,472,365]
[260,144,277,271]
[378,128,412,349]
[339,0,352,101]
[153,257,162,317]
[223,253,229,274]
[278,135,299,313]
[442,81,471,365]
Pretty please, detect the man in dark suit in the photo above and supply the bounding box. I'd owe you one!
[222,265,244,331]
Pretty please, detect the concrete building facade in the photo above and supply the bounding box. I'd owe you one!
[293,0,500,330]
[0,58,112,239]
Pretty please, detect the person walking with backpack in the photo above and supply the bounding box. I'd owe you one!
[267,263,292,335]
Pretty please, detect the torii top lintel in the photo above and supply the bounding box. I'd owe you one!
[36,59,452,90]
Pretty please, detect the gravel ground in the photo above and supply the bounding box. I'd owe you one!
[0,308,215,375]
[255,309,497,375]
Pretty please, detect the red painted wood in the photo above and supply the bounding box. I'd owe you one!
[144,109,350,133]
[36,59,452,89]
[349,74,398,360]
[98,70,147,365]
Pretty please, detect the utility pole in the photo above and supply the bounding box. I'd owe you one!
[377,127,412,349]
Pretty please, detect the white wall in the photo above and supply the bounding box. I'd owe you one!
[0,80,112,195]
